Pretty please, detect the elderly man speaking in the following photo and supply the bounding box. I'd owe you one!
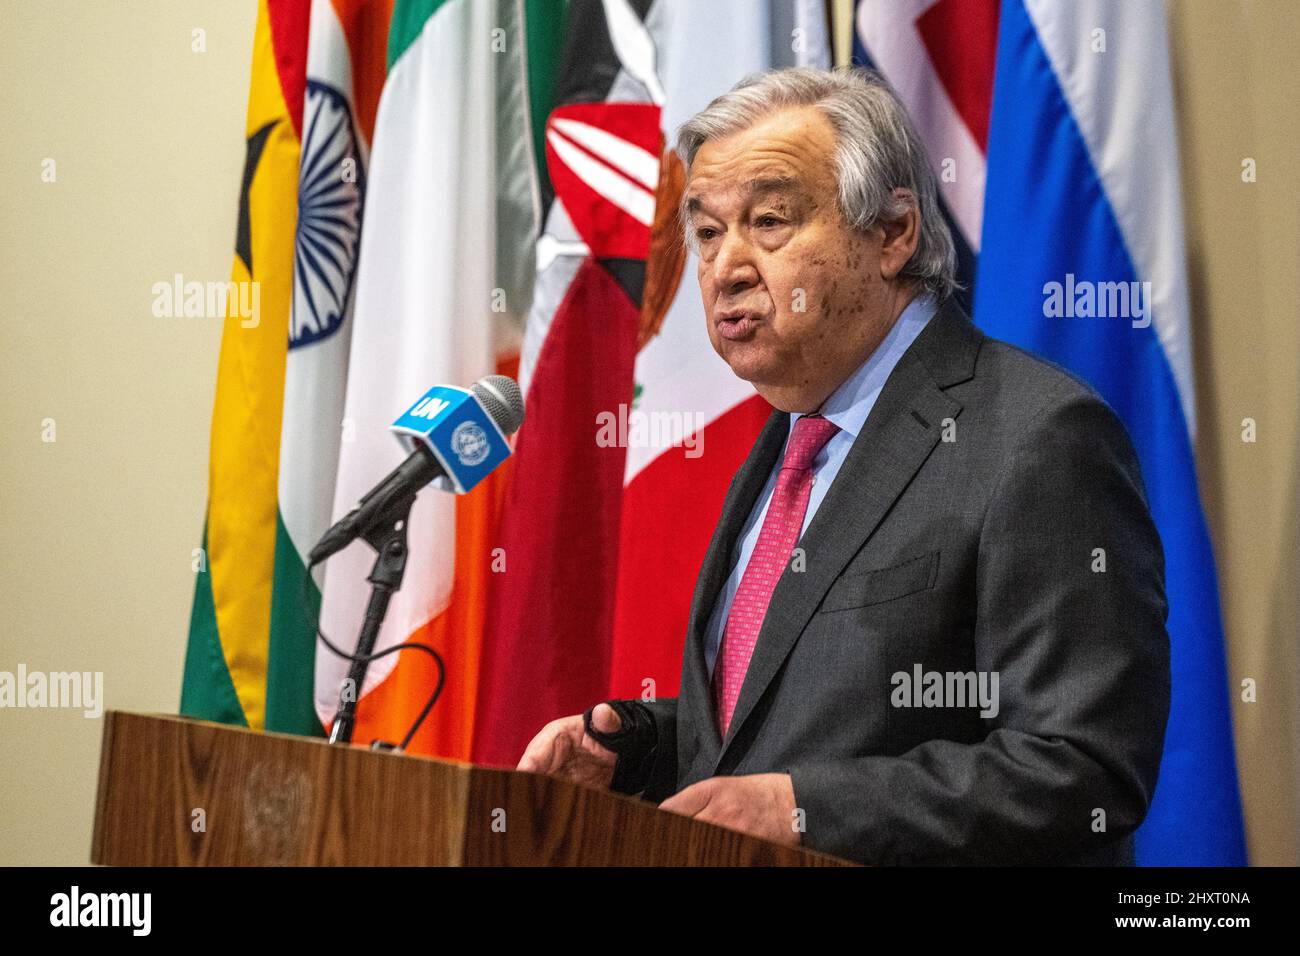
[518,67,1170,866]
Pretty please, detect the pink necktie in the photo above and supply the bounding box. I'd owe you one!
[714,414,840,739]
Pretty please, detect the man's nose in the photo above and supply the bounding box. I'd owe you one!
[711,232,759,296]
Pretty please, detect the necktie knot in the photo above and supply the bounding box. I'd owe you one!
[782,414,840,472]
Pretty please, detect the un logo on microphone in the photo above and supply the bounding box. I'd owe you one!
[392,384,513,493]
[451,421,491,467]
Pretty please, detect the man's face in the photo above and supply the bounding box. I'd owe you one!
[684,106,894,412]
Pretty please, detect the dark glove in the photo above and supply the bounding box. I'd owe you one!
[583,699,658,794]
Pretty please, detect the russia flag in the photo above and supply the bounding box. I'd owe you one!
[856,0,1248,865]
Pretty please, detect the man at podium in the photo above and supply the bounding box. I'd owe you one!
[519,68,1170,867]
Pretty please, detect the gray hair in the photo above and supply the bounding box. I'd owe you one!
[675,67,959,302]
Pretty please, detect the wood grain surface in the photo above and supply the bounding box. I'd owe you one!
[91,711,853,866]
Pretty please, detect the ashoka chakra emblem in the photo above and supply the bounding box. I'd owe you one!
[291,79,364,349]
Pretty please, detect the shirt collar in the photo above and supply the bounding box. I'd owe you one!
[791,292,940,440]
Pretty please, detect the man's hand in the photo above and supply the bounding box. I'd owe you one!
[659,773,801,846]
[516,703,622,789]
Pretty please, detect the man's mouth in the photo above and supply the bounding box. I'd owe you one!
[716,310,761,341]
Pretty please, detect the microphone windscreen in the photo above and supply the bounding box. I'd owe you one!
[472,375,525,436]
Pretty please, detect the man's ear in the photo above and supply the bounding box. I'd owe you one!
[878,188,921,282]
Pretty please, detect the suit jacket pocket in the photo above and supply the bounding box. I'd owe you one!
[819,551,940,613]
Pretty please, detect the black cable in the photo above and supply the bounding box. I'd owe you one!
[302,556,446,752]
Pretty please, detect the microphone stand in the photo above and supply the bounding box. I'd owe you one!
[327,491,415,745]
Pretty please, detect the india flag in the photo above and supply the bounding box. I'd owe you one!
[269,0,392,736]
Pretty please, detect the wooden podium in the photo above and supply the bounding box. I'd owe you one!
[91,711,852,866]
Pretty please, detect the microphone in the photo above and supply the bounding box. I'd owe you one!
[308,375,524,565]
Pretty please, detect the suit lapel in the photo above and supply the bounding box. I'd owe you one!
[712,299,982,769]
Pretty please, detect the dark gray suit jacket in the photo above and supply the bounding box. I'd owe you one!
[610,297,1171,866]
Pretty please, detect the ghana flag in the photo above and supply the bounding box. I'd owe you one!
[181,0,311,732]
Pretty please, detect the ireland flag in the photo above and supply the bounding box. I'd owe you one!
[316,0,545,754]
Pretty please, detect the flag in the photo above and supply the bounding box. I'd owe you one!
[608,0,831,717]
[181,0,311,731]
[856,0,1246,864]
[268,0,392,737]
[315,0,548,755]
[852,0,993,305]
[976,0,1246,866]
[472,0,831,766]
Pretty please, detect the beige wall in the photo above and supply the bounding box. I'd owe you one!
[1167,0,1300,865]
[0,1,256,864]
[1,0,1295,865]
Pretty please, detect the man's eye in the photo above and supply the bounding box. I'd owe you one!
[756,215,783,228]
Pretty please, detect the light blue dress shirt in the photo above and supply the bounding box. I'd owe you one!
[703,293,938,677]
